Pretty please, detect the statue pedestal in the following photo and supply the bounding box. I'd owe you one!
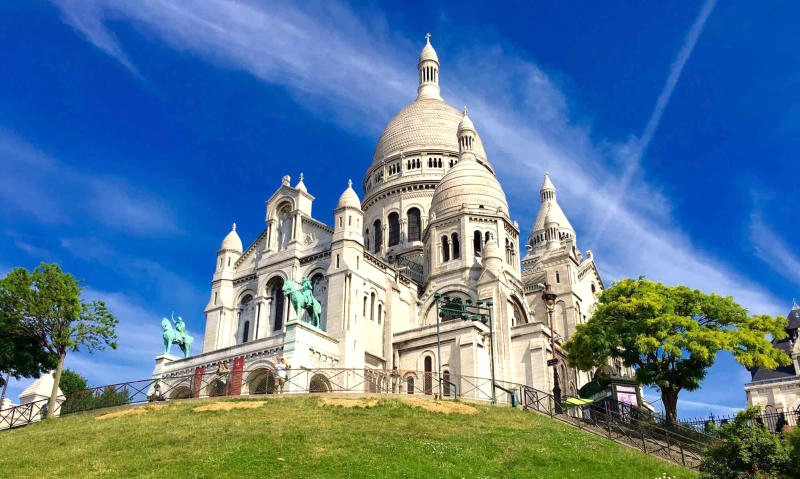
[149,354,180,397]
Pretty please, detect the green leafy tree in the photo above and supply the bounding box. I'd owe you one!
[58,369,88,396]
[2,263,118,415]
[0,271,58,389]
[564,278,789,422]
[700,407,791,479]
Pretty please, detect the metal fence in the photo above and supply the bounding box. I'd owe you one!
[0,368,524,431]
[519,386,711,470]
[682,406,800,433]
[0,368,714,470]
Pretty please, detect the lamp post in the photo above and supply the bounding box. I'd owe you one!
[433,292,443,398]
[542,283,562,413]
[433,294,495,403]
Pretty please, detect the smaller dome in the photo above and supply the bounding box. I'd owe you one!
[431,157,508,217]
[419,34,439,63]
[220,223,243,253]
[337,179,361,210]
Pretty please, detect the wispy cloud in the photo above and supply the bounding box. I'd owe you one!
[751,211,800,288]
[50,0,783,321]
[0,130,179,237]
[595,0,717,238]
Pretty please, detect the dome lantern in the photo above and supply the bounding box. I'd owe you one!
[417,33,441,100]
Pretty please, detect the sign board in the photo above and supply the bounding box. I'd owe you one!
[547,358,559,366]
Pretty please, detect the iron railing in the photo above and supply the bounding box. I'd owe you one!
[682,405,800,433]
[0,368,523,430]
[0,368,714,470]
[519,386,712,470]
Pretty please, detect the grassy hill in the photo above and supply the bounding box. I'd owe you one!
[0,396,697,478]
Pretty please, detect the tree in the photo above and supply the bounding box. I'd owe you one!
[0,271,58,389]
[2,263,118,415]
[700,407,792,479]
[564,278,789,422]
[58,369,88,396]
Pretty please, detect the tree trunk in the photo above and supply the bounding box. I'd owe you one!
[47,353,66,419]
[661,387,680,424]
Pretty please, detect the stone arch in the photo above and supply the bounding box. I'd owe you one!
[309,271,328,330]
[246,368,275,395]
[237,293,255,344]
[169,384,192,400]
[207,378,227,397]
[422,288,474,326]
[509,295,528,326]
[266,276,288,332]
[309,374,332,393]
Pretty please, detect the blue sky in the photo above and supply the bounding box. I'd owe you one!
[1,1,798,419]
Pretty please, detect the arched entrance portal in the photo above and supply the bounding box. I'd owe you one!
[247,368,275,395]
[170,385,191,399]
[309,374,332,393]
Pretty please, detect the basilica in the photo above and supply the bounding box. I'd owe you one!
[152,37,607,400]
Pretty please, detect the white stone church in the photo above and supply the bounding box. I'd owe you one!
[152,37,608,400]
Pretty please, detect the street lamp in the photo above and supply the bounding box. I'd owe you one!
[433,293,495,403]
[542,283,562,413]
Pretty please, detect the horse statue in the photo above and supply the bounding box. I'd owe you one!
[161,314,194,358]
[283,277,322,327]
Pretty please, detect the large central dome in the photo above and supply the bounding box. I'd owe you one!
[360,35,496,261]
[371,98,487,166]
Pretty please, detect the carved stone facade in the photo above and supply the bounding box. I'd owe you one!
[745,303,800,412]
[152,37,614,398]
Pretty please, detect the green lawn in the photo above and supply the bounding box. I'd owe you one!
[0,396,697,478]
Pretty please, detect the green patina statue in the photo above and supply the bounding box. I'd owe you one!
[161,313,194,358]
[283,276,322,328]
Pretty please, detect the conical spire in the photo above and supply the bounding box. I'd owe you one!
[457,106,477,160]
[417,33,441,100]
[540,173,556,202]
[527,174,576,254]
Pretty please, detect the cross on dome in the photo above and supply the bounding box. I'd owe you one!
[231,222,237,231]
[425,32,431,43]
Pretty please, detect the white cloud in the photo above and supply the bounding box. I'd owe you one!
[598,0,718,235]
[49,0,783,322]
[751,212,800,289]
[0,130,179,237]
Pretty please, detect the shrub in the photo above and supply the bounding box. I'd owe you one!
[699,407,791,479]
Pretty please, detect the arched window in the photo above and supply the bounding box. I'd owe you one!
[556,271,561,283]
[370,292,376,321]
[406,376,415,395]
[238,294,254,344]
[510,296,527,327]
[591,283,596,294]
[242,320,250,343]
[451,233,460,259]
[311,273,328,331]
[424,356,433,395]
[365,229,370,251]
[388,212,400,246]
[267,278,285,332]
[377,304,382,324]
[441,236,450,262]
[485,231,491,243]
[407,208,421,242]
[473,231,482,255]
[373,220,382,253]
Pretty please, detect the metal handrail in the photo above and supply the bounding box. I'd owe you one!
[0,366,714,470]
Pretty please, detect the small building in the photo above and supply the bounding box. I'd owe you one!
[745,302,800,413]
